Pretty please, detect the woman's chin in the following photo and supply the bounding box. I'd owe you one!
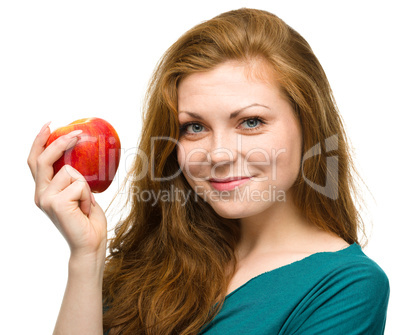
[208,202,256,220]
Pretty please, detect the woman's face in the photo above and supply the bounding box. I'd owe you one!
[176,60,303,219]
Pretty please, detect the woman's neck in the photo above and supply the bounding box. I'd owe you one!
[236,190,332,260]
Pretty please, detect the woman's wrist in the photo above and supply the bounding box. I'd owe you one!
[68,245,107,280]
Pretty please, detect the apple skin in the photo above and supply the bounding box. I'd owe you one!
[45,117,121,193]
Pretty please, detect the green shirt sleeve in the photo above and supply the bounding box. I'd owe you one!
[288,261,390,334]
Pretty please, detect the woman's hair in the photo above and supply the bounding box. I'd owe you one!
[103,7,367,334]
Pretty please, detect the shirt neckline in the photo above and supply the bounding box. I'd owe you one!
[225,242,359,299]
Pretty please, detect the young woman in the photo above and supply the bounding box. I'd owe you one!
[28,8,389,335]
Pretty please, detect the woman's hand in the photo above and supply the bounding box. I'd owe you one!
[27,122,107,259]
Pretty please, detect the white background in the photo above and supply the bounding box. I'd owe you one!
[1,0,400,333]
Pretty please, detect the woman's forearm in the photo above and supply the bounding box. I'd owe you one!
[53,253,105,335]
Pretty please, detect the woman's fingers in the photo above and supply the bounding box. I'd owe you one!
[59,177,93,217]
[46,165,86,195]
[44,165,93,216]
[27,121,52,179]
[35,129,82,193]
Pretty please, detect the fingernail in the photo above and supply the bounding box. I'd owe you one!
[67,129,83,138]
[39,121,51,134]
[65,136,79,150]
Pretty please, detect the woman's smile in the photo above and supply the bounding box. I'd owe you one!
[209,176,252,192]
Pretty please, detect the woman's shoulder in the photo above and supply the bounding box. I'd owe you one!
[325,242,387,275]
[301,232,388,284]
[309,242,390,300]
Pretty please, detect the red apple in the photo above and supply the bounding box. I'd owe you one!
[45,117,121,193]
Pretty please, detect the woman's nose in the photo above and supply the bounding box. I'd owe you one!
[208,133,239,166]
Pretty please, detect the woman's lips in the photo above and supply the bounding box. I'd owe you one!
[209,177,251,191]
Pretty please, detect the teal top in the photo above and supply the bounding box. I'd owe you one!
[199,243,389,334]
[104,243,389,334]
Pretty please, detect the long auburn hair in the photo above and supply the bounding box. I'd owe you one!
[103,8,367,334]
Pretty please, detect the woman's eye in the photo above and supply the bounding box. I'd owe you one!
[179,123,204,135]
[240,117,265,130]
[241,118,261,129]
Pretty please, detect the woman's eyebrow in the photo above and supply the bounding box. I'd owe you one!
[178,103,271,120]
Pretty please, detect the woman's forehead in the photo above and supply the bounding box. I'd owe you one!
[177,60,281,98]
